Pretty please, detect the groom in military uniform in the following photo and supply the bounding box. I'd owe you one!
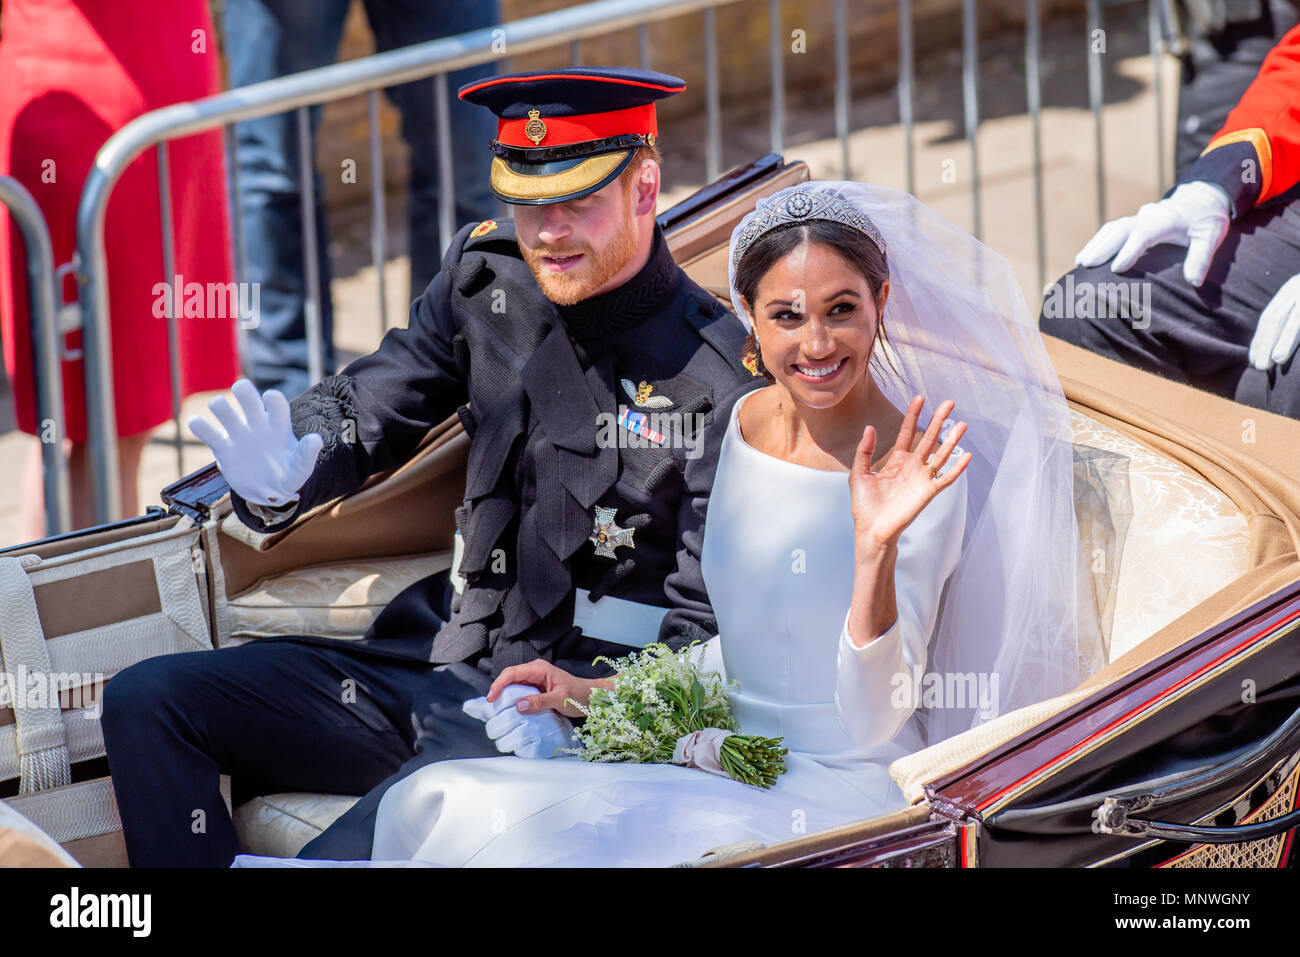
[100,68,753,866]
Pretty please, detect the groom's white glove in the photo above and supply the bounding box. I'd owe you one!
[462,684,577,759]
[1074,180,1232,288]
[186,378,324,508]
[1249,274,1300,371]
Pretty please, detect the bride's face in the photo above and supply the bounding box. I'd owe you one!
[748,241,886,410]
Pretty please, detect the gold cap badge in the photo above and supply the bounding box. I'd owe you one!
[524,109,547,145]
[469,219,498,238]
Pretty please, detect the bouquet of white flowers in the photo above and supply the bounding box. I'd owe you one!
[567,642,787,788]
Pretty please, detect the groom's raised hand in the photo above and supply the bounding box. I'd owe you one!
[187,378,323,507]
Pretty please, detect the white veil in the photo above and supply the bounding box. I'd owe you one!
[727,181,1105,746]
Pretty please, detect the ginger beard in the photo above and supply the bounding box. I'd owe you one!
[519,179,640,306]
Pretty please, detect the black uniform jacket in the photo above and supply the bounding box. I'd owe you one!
[230,218,757,678]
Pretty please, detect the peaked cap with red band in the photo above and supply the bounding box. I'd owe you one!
[457,67,685,205]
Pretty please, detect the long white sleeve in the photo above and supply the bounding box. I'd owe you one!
[833,467,968,749]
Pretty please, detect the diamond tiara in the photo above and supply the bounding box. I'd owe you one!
[730,187,887,270]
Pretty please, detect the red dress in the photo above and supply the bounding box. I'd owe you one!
[0,0,238,441]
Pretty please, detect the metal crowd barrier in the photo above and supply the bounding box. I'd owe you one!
[69,0,1172,526]
[0,176,71,536]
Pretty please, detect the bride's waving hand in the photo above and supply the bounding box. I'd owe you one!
[850,394,970,550]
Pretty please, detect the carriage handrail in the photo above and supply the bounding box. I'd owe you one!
[0,175,71,536]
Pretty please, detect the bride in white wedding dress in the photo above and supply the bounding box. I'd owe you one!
[370,396,968,867]
[356,182,1101,868]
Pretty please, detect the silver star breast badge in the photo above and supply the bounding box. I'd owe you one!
[589,506,636,558]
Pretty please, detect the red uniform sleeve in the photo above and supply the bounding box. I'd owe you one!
[1175,23,1300,214]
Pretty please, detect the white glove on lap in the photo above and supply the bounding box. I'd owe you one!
[1074,180,1232,288]
[187,378,323,507]
[463,684,577,759]
[1249,274,1300,371]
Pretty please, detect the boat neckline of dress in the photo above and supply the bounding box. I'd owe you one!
[732,388,890,477]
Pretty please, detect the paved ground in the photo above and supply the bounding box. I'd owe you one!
[0,4,1178,547]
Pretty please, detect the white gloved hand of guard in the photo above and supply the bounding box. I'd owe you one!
[186,377,323,507]
[462,684,577,759]
[1249,274,1300,371]
[1074,180,1232,288]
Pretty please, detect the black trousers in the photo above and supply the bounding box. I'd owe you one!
[1039,186,1300,418]
[101,634,498,868]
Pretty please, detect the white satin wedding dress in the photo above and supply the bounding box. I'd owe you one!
[361,389,968,867]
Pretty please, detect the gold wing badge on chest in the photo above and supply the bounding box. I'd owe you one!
[589,506,635,558]
[621,378,674,408]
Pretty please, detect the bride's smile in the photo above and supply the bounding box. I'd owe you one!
[744,240,886,413]
[792,357,846,380]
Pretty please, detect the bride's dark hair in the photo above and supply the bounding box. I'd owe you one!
[732,218,894,382]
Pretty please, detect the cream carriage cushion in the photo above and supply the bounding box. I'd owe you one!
[223,553,451,645]
[1069,408,1250,662]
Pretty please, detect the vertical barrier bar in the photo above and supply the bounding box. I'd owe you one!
[296,106,324,386]
[1149,0,1166,195]
[369,89,389,338]
[1027,0,1046,296]
[223,125,251,377]
[156,143,184,478]
[899,0,915,197]
[638,22,650,69]
[0,176,71,535]
[835,0,851,179]
[769,0,784,154]
[435,72,455,262]
[1087,0,1105,226]
[962,0,981,239]
[571,38,581,66]
[76,204,120,525]
[704,6,722,183]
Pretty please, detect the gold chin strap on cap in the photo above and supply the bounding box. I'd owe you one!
[490,150,628,202]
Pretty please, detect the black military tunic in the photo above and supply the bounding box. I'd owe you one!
[230,217,753,678]
[101,64,762,867]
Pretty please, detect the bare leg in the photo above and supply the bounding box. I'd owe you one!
[18,429,152,542]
